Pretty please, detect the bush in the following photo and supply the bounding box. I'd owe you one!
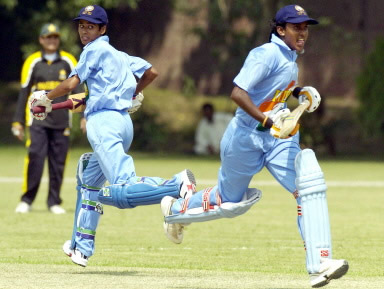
[356,37,384,136]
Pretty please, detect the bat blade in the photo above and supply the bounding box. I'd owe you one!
[31,93,86,114]
[279,100,310,138]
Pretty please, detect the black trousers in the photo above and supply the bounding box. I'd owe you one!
[20,125,70,208]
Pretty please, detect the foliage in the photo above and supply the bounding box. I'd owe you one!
[356,37,384,136]
[3,0,141,60]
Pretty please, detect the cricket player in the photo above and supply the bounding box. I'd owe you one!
[12,23,83,215]
[161,5,348,288]
[28,5,196,267]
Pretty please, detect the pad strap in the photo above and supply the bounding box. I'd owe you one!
[81,200,103,214]
[76,227,96,240]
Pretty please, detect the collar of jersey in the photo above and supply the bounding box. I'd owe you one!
[270,34,298,60]
[83,35,109,50]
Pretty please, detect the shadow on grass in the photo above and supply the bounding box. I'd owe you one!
[72,270,139,276]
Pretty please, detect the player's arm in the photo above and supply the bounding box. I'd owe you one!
[12,56,36,141]
[135,67,158,94]
[47,75,81,100]
[230,86,273,129]
[29,75,81,120]
[12,87,32,141]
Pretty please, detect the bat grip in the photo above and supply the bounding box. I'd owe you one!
[31,99,73,113]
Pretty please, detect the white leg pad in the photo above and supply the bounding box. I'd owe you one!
[295,149,332,274]
[165,188,262,224]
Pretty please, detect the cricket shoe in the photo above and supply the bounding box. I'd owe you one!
[71,249,89,267]
[15,201,31,213]
[62,240,74,257]
[178,169,196,199]
[161,196,187,244]
[49,205,66,214]
[310,258,349,288]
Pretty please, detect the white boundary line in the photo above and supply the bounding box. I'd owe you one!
[1,177,384,187]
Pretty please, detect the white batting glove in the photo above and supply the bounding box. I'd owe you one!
[269,108,291,138]
[128,92,144,114]
[298,86,321,113]
[29,90,52,120]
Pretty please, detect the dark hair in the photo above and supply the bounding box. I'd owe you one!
[269,18,286,42]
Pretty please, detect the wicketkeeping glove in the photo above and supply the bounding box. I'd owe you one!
[128,92,144,114]
[29,90,52,120]
[298,86,321,113]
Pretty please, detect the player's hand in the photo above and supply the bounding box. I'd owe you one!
[80,118,87,134]
[29,90,52,120]
[269,108,291,138]
[298,86,321,113]
[11,122,24,141]
[128,92,144,114]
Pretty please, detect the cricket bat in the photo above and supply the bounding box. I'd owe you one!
[31,93,86,114]
[279,99,310,138]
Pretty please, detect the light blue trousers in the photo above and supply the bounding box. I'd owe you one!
[172,117,301,212]
[71,110,182,257]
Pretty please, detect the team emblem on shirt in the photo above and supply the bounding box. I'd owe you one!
[59,69,67,81]
[82,5,95,15]
[295,5,307,15]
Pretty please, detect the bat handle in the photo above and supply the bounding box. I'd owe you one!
[31,99,74,113]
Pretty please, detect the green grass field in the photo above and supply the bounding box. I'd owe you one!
[0,146,383,289]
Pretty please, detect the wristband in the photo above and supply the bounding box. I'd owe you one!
[292,87,302,98]
[262,117,273,129]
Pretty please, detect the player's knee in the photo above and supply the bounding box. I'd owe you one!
[295,149,327,196]
[98,184,135,209]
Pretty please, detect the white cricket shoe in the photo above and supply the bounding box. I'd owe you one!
[62,240,73,257]
[71,249,88,267]
[161,196,186,244]
[178,169,196,199]
[15,201,31,213]
[310,258,349,288]
[49,205,66,214]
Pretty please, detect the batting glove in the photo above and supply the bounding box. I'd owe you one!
[29,90,52,120]
[128,92,144,114]
[298,86,321,113]
[269,108,290,138]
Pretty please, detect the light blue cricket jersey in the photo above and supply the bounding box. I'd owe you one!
[69,36,152,118]
[233,34,299,129]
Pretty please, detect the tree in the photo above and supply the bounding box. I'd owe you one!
[356,37,384,137]
[0,0,142,81]
[180,0,281,95]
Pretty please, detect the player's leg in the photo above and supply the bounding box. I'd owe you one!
[98,169,196,209]
[295,149,348,287]
[161,120,263,243]
[17,125,48,212]
[63,152,106,267]
[87,110,195,208]
[46,127,70,212]
[265,137,348,287]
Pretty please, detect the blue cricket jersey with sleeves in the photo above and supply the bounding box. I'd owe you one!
[69,36,151,118]
[233,34,299,129]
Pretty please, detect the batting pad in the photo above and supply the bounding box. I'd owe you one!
[70,153,106,250]
[98,182,180,209]
[295,149,332,274]
[166,188,262,224]
[75,185,103,257]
